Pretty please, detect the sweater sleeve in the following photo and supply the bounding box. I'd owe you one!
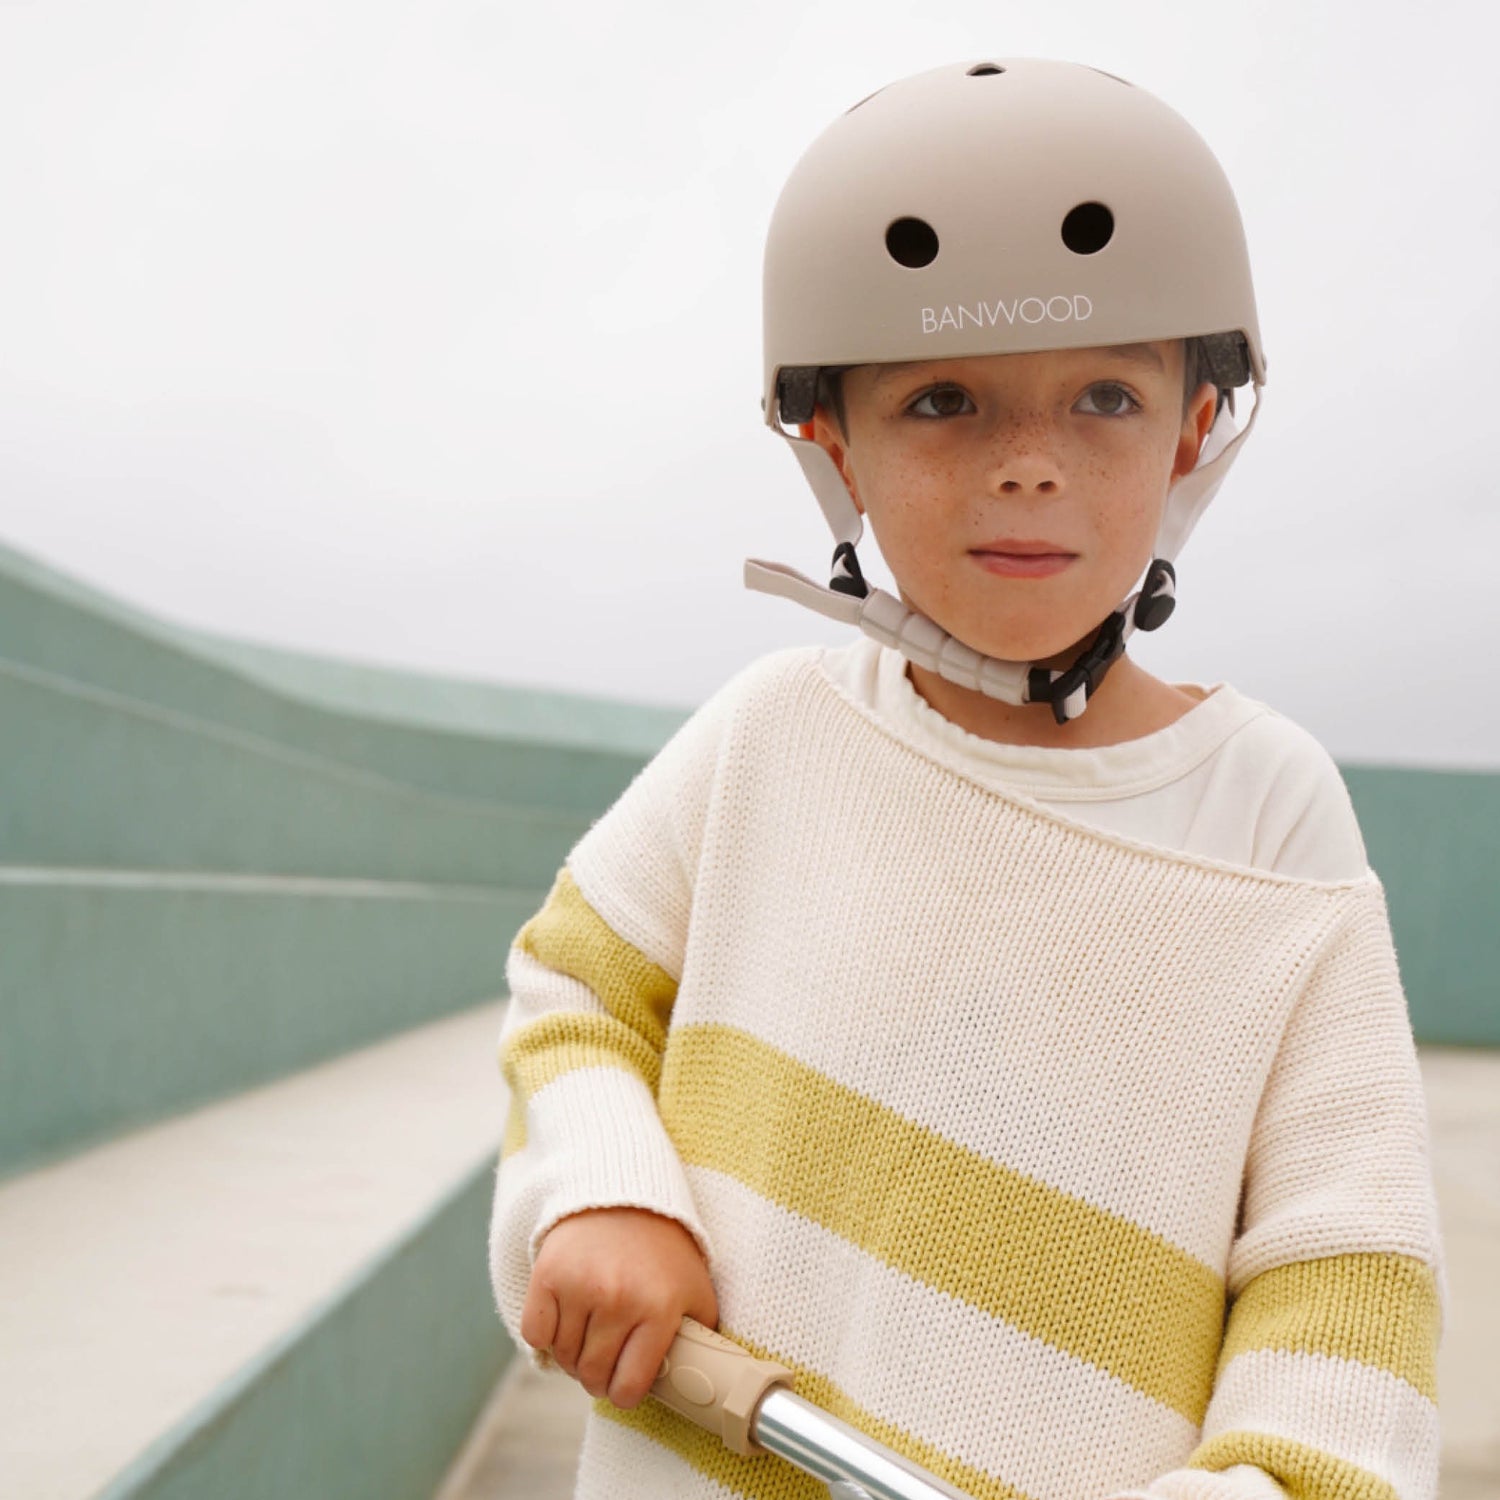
[486,662,747,1362]
[1107,879,1444,1500]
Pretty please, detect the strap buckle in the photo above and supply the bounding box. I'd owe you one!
[829,541,870,599]
[1027,610,1127,725]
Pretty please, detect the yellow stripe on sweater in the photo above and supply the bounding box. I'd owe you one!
[499,866,677,1148]
[597,1325,1039,1500]
[516,866,678,1052]
[503,1011,663,1100]
[1219,1253,1439,1401]
[501,1091,527,1159]
[1189,1430,1399,1500]
[660,1023,1224,1422]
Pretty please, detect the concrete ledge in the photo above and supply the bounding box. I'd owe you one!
[94,1163,510,1500]
[1420,1048,1500,1493]
[0,870,536,1178]
[0,1004,511,1500]
[435,1360,589,1500]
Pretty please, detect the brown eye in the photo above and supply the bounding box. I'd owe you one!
[1077,382,1139,417]
[911,385,974,418]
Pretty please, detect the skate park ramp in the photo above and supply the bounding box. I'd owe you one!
[0,535,1494,1499]
[0,538,683,1500]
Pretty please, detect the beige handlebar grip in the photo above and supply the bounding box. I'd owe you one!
[650,1318,793,1455]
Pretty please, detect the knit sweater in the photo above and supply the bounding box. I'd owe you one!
[489,640,1442,1500]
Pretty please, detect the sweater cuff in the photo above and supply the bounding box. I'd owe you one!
[525,1064,713,1269]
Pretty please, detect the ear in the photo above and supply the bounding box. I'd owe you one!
[799,407,863,514]
[1173,382,1219,480]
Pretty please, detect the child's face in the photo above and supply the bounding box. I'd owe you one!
[806,342,1218,667]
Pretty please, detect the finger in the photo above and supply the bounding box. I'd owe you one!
[575,1309,632,1400]
[552,1300,591,1377]
[519,1280,560,1354]
[607,1316,679,1410]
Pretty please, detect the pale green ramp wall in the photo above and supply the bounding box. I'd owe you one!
[0,661,588,886]
[1,877,537,1179]
[0,542,678,1180]
[0,539,686,813]
[1345,765,1500,1046]
[0,541,665,1500]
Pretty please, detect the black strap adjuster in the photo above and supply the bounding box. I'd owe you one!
[1027,610,1128,724]
[1132,558,1177,632]
[829,541,869,599]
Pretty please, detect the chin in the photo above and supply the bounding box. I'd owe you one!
[903,587,1114,669]
[951,618,1103,669]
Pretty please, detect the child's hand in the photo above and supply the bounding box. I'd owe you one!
[520,1206,719,1409]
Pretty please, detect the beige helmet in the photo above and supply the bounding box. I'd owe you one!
[745,57,1266,723]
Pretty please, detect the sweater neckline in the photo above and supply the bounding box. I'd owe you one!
[819,636,1268,802]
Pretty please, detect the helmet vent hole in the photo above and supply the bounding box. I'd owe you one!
[886,217,939,269]
[967,63,1005,76]
[1061,202,1114,255]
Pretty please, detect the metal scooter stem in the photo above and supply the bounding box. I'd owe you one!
[753,1386,971,1500]
[649,1319,971,1500]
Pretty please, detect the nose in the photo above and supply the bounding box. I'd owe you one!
[994,460,1062,495]
[986,422,1065,497]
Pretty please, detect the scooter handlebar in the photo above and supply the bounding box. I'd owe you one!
[651,1317,794,1455]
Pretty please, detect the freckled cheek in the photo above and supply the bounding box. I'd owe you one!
[859,460,950,540]
[883,503,951,578]
[1091,452,1166,512]
[865,510,954,609]
[1088,479,1169,581]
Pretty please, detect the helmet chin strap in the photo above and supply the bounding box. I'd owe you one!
[744,387,1262,724]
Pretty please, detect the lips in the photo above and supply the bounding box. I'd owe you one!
[971,539,1076,557]
[970,541,1076,579]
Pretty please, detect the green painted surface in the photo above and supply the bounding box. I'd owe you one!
[0,877,539,1180]
[0,540,682,813]
[201,630,686,754]
[94,1156,511,1500]
[0,540,676,1178]
[0,537,686,752]
[1345,766,1500,1046]
[0,661,587,887]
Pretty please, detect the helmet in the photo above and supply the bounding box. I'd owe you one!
[746,57,1265,723]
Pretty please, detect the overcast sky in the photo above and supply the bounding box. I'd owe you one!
[0,0,1496,767]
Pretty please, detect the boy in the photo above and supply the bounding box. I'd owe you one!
[491,59,1442,1500]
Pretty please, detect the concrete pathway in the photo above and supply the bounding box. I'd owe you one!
[1421,1048,1500,1497]
[439,1046,1500,1500]
[436,1359,592,1500]
[0,1003,506,1500]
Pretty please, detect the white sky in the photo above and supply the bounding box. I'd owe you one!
[0,0,1496,767]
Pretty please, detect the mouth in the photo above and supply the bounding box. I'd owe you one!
[972,538,1075,557]
[969,541,1076,579]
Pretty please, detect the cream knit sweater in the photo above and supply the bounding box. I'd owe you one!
[490,641,1442,1500]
